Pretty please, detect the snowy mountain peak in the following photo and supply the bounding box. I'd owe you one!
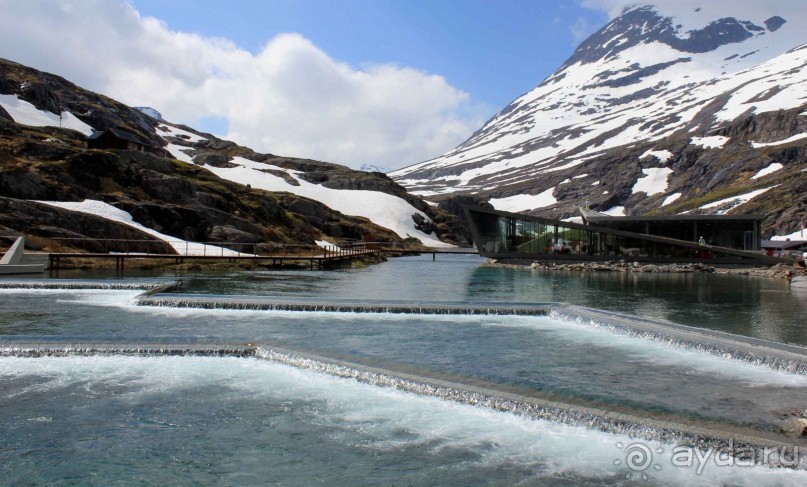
[566,5,770,68]
[391,1,807,237]
[135,106,163,121]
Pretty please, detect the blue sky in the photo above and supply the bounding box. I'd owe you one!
[129,0,609,116]
[0,0,617,168]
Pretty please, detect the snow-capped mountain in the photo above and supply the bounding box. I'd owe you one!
[391,3,807,236]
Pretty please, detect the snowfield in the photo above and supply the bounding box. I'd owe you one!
[159,130,450,247]
[631,168,673,196]
[751,133,807,148]
[200,157,451,248]
[697,187,777,215]
[661,193,682,207]
[489,187,558,213]
[690,136,730,149]
[0,94,93,136]
[640,149,673,163]
[751,163,784,180]
[34,199,245,256]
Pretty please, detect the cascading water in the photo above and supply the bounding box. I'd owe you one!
[2,255,806,485]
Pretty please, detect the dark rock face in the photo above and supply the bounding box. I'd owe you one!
[0,58,164,148]
[765,16,787,32]
[564,6,761,69]
[193,152,237,168]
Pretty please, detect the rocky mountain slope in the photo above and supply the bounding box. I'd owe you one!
[0,58,467,253]
[391,3,807,237]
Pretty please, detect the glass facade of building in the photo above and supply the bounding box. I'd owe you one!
[465,206,780,264]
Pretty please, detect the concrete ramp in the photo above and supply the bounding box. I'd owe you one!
[0,237,46,275]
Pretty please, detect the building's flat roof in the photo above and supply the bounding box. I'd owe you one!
[579,208,761,222]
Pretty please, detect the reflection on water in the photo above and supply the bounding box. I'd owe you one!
[160,254,805,345]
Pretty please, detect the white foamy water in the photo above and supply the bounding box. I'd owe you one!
[496,314,807,387]
[36,289,807,386]
[0,355,804,485]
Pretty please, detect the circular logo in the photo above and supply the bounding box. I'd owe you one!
[615,442,663,480]
[624,443,654,471]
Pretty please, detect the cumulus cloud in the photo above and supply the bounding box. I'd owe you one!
[0,0,480,169]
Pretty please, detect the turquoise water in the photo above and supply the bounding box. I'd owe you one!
[1,254,806,485]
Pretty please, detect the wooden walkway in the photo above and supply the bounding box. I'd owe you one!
[3,236,480,272]
[44,243,480,271]
[48,246,381,271]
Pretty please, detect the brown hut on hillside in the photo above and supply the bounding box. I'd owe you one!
[87,128,154,152]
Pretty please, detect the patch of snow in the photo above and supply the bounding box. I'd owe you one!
[690,136,729,149]
[751,163,784,180]
[751,133,807,148]
[771,228,806,241]
[559,178,572,185]
[0,94,93,135]
[489,188,557,213]
[631,167,673,196]
[661,193,682,207]
[157,123,207,143]
[424,200,439,207]
[315,240,333,248]
[203,157,451,248]
[603,206,626,216]
[699,186,777,214]
[136,107,163,120]
[562,216,584,223]
[591,180,600,186]
[165,144,194,163]
[639,149,673,163]
[34,199,245,256]
[572,174,588,179]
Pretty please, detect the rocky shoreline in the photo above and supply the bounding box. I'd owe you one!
[484,259,806,280]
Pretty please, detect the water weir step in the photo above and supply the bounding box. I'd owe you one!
[1,341,804,468]
[134,294,552,315]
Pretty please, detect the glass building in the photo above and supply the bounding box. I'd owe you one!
[464,206,782,265]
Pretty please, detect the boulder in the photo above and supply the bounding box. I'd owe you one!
[209,225,262,243]
[193,152,237,168]
[782,417,807,437]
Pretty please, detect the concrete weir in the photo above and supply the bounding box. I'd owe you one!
[134,293,552,316]
[0,341,805,469]
[0,279,174,291]
[131,288,807,376]
[552,304,807,375]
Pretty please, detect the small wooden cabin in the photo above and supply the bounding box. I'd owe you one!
[87,128,152,152]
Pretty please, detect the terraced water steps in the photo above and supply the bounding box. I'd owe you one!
[1,340,804,469]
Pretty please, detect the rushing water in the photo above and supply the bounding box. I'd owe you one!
[1,254,806,485]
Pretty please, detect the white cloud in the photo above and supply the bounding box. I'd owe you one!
[0,0,480,169]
